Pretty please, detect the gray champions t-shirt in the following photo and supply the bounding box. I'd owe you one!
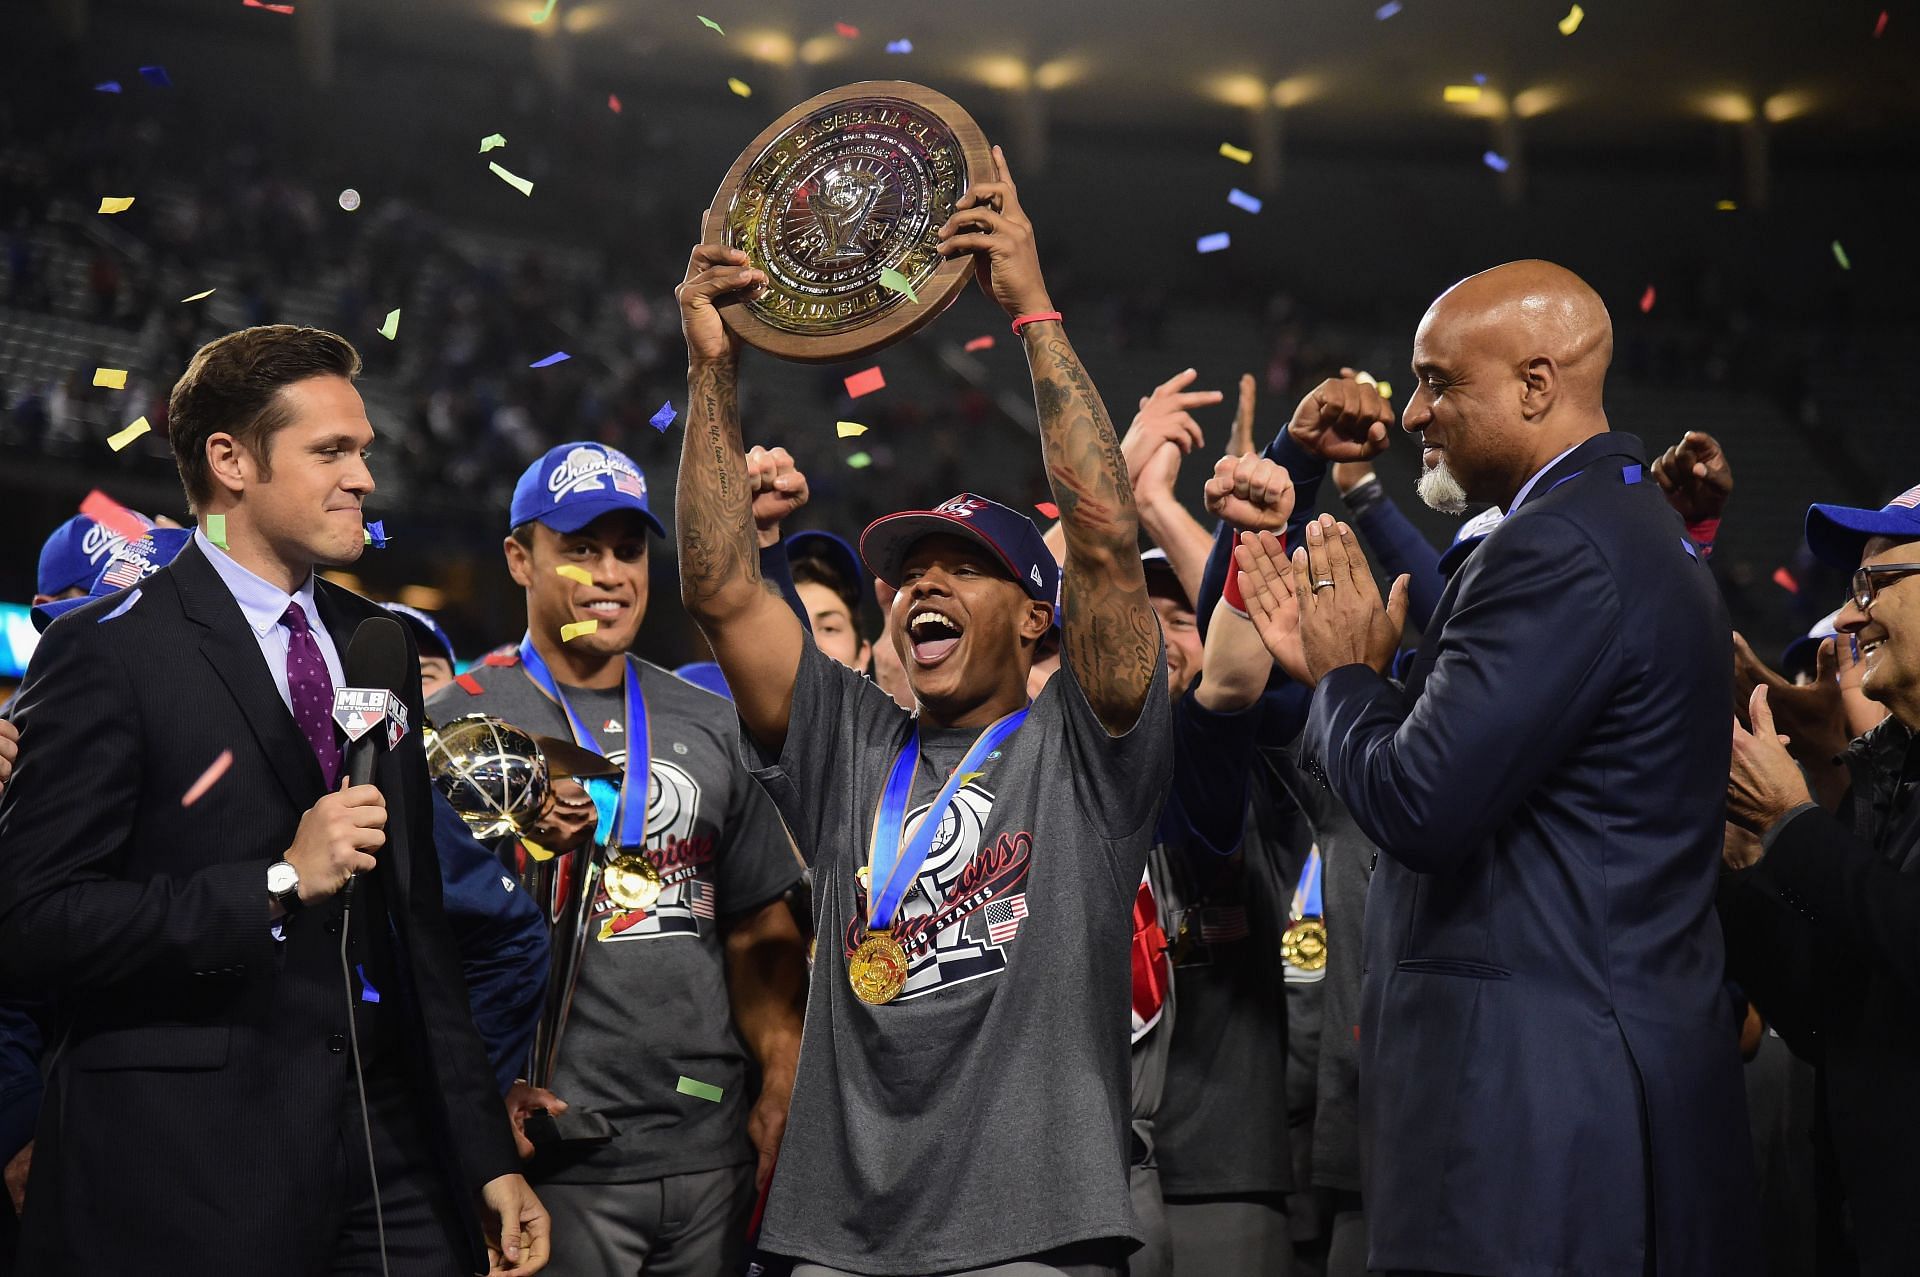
[427,654,802,1184]
[742,639,1173,1275]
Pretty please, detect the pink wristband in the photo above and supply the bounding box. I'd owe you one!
[1010,310,1063,335]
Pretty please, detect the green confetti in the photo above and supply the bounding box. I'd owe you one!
[676,1075,724,1103]
[378,309,400,340]
[878,267,920,304]
[479,133,507,153]
[846,451,874,469]
[206,514,227,549]
[531,0,557,22]
[697,13,724,33]
[489,162,534,197]
[1831,240,1851,271]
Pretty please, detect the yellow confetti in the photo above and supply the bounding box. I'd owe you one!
[1557,3,1584,34]
[180,288,216,302]
[728,78,752,98]
[1443,84,1482,103]
[522,837,555,861]
[560,619,599,642]
[836,421,868,438]
[1715,199,1738,211]
[555,564,593,585]
[378,309,400,340]
[1376,381,1393,399]
[93,368,128,389]
[489,161,534,196]
[1218,142,1253,164]
[956,770,985,787]
[107,417,151,451]
[98,196,135,214]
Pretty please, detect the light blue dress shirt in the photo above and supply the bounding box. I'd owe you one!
[1506,441,1583,513]
[193,528,345,714]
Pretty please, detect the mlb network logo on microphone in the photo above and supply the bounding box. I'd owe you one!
[332,687,410,750]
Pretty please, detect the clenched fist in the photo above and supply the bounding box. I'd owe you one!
[1204,454,1297,531]
[748,445,811,548]
[1288,372,1394,462]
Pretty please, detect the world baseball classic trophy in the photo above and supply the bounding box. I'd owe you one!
[702,80,993,362]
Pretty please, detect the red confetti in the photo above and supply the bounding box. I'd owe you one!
[843,367,886,398]
[1639,285,1656,314]
[608,93,622,113]
[963,335,996,352]
[1772,567,1800,594]
[455,672,485,695]
[242,0,297,13]
[1034,501,1060,519]
[180,750,234,807]
[79,489,149,540]
[1873,10,1888,36]
[835,20,860,37]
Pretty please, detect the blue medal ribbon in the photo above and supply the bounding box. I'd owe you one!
[867,708,1029,929]
[518,634,650,850]
[1291,846,1323,920]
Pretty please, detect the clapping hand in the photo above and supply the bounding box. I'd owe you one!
[1728,685,1813,836]
[1237,514,1409,686]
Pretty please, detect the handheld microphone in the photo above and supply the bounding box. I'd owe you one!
[333,617,412,897]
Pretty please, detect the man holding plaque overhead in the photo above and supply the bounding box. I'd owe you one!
[675,146,1173,1277]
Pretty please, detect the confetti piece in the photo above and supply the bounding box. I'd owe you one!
[337,188,361,211]
[556,564,593,585]
[79,490,148,540]
[1227,188,1262,214]
[1473,73,1488,85]
[181,288,215,302]
[522,837,555,861]
[180,750,234,807]
[846,452,873,469]
[107,417,151,451]
[1772,566,1799,594]
[365,520,389,549]
[1557,4,1584,35]
[1444,84,1482,103]
[886,38,912,53]
[835,21,859,37]
[1375,1,1401,17]
[879,267,920,304]
[243,0,297,12]
[1035,501,1059,519]
[532,0,556,22]
[1218,142,1252,164]
[479,133,507,152]
[561,619,599,642]
[93,368,127,389]
[207,514,227,549]
[1639,285,1656,313]
[98,196,134,214]
[963,335,995,352]
[1874,10,1888,37]
[139,65,172,87]
[836,421,868,438]
[489,162,534,196]
[95,81,122,93]
[650,401,677,431]
[698,14,724,33]
[1715,199,1738,211]
[677,1075,724,1103]
[529,351,570,368]
[1374,381,1393,399]
[1831,240,1851,271]
[844,367,886,398]
[608,94,622,113]
[1197,232,1230,254]
[955,770,985,787]
[1482,151,1510,173]
[378,308,400,340]
[356,963,381,1003]
[728,78,752,98]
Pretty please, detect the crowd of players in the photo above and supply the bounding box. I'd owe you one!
[0,153,1916,1277]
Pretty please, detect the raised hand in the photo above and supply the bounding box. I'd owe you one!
[747,445,810,547]
[935,146,1053,318]
[676,244,764,365]
[1228,373,1257,457]
[1651,430,1733,525]
[1205,453,1297,532]
[1122,369,1214,507]
[1288,371,1394,462]
[1727,685,1813,835]
[1233,531,1310,684]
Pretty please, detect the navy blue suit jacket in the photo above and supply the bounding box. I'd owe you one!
[1303,433,1758,1275]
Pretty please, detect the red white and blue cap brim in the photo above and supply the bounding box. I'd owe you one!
[859,507,1057,603]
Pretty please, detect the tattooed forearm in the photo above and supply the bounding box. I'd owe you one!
[1023,325,1160,732]
[677,359,764,615]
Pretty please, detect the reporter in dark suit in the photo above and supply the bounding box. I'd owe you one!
[0,325,547,1275]
[1235,262,1757,1275]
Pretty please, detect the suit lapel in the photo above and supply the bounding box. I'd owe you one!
[169,540,325,809]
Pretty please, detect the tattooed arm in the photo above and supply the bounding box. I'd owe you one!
[936,149,1159,734]
[674,245,807,754]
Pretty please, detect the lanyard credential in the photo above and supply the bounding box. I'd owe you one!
[866,708,1028,929]
[518,634,650,849]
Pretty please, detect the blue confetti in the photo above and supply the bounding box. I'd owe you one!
[1472,73,1488,85]
[1482,150,1510,173]
[1375,1,1401,17]
[529,351,571,368]
[355,963,381,1003]
[138,65,172,87]
[583,778,620,846]
[649,400,677,431]
[886,38,912,53]
[1227,188,1263,214]
[95,81,123,93]
[366,519,389,549]
[1197,232,1231,254]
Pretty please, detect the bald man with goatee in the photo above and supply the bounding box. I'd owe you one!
[1236,261,1760,1275]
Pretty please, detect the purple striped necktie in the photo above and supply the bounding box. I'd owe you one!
[281,601,342,788]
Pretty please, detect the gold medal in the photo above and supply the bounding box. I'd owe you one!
[1281,918,1328,972]
[848,931,910,1005]
[604,851,663,910]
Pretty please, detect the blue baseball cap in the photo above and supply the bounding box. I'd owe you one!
[509,442,666,538]
[36,510,154,597]
[860,493,1060,604]
[1779,606,1844,681]
[382,602,458,666]
[786,530,864,597]
[673,661,734,701]
[1805,481,1920,568]
[33,527,192,631]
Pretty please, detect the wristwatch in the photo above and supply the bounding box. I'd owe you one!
[267,860,305,914]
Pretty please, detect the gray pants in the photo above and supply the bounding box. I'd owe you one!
[1129,1162,1172,1277]
[794,1263,1121,1277]
[1166,1197,1293,1275]
[541,1165,757,1277]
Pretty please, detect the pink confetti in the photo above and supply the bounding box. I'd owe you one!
[1639,285,1656,314]
[1772,567,1799,594]
[608,93,622,113]
[181,750,234,807]
[963,335,995,352]
[79,489,149,540]
[1873,10,1888,36]
[835,21,859,37]
[1034,501,1060,519]
[243,0,297,13]
[843,367,886,398]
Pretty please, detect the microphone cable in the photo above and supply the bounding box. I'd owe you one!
[339,891,392,1277]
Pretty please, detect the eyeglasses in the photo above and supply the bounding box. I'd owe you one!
[1851,562,1920,610]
